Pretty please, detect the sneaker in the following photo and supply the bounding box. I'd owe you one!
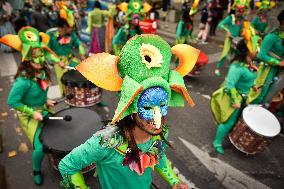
[215,69,221,76]
[200,41,208,44]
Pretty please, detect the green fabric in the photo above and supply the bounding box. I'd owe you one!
[70,173,88,189]
[54,64,67,96]
[48,32,83,57]
[32,126,44,171]
[257,31,284,65]
[7,76,48,109]
[213,108,241,153]
[59,126,178,189]
[112,27,128,55]
[218,15,243,38]
[87,8,111,32]
[217,36,232,69]
[176,20,193,44]
[251,16,268,34]
[211,62,257,123]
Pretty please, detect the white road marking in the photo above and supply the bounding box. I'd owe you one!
[179,137,271,189]
[47,85,62,99]
[279,133,284,138]
[0,53,18,77]
[201,94,211,100]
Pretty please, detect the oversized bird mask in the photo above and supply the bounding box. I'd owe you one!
[76,34,200,124]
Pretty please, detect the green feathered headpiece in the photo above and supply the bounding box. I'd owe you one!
[0,26,59,62]
[76,34,200,123]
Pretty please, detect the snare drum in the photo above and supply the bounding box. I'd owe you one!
[61,70,102,107]
[229,106,281,154]
[42,108,102,172]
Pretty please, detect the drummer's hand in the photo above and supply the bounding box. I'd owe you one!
[172,182,188,189]
[46,99,56,107]
[279,61,284,67]
[232,103,241,109]
[81,55,86,60]
[252,85,259,92]
[57,62,65,68]
[33,111,43,121]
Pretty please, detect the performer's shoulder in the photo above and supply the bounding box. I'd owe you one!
[93,125,125,149]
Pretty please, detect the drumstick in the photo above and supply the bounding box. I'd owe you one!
[65,66,76,70]
[54,94,74,105]
[47,115,72,121]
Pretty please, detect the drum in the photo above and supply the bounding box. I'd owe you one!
[42,108,102,172]
[229,105,281,154]
[61,70,102,107]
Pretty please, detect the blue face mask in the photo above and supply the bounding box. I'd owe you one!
[137,87,168,122]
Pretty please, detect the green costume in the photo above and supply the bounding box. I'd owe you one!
[251,15,268,35]
[60,34,200,188]
[248,29,284,104]
[216,15,244,71]
[112,25,142,56]
[48,31,85,95]
[59,125,179,189]
[1,26,59,185]
[211,61,257,154]
[176,20,194,44]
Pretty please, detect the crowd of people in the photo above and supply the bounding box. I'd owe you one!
[0,0,283,189]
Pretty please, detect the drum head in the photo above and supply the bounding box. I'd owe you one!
[242,106,281,137]
[61,70,95,88]
[42,108,102,152]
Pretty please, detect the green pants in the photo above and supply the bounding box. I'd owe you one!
[32,126,44,172]
[213,108,241,147]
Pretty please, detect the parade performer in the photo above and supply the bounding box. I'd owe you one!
[0,0,15,52]
[175,11,195,45]
[214,1,247,76]
[247,10,284,105]
[87,1,115,54]
[1,26,60,185]
[112,14,142,56]
[211,39,258,155]
[59,34,200,189]
[250,1,275,36]
[48,2,85,95]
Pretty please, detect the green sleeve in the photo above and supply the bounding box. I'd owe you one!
[155,155,179,186]
[224,64,242,105]
[250,17,258,29]
[71,32,85,55]
[112,28,124,45]
[217,15,232,32]
[45,51,60,63]
[59,134,109,188]
[176,21,184,38]
[7,77,34,116]
[258,34,280,65]
[154,127,179,186]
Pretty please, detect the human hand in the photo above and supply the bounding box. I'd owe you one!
[81,55,86,60]
[232,103,241,109]
[172,182,188,189]
[279,61,284,67]
[57,62,65,68]
[33,111,43,121]
[46,99,56,107]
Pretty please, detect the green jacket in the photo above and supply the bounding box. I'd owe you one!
[251,16,268,34]
[218,15,243,38]
[211,61,257,123]
[59,125,179,189]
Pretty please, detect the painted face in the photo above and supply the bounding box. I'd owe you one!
[32,48,45,65]
[137,87,168,134]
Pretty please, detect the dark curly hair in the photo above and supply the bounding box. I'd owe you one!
[15,61,51,81]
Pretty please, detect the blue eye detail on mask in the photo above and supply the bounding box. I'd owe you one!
[137,87,168,121]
